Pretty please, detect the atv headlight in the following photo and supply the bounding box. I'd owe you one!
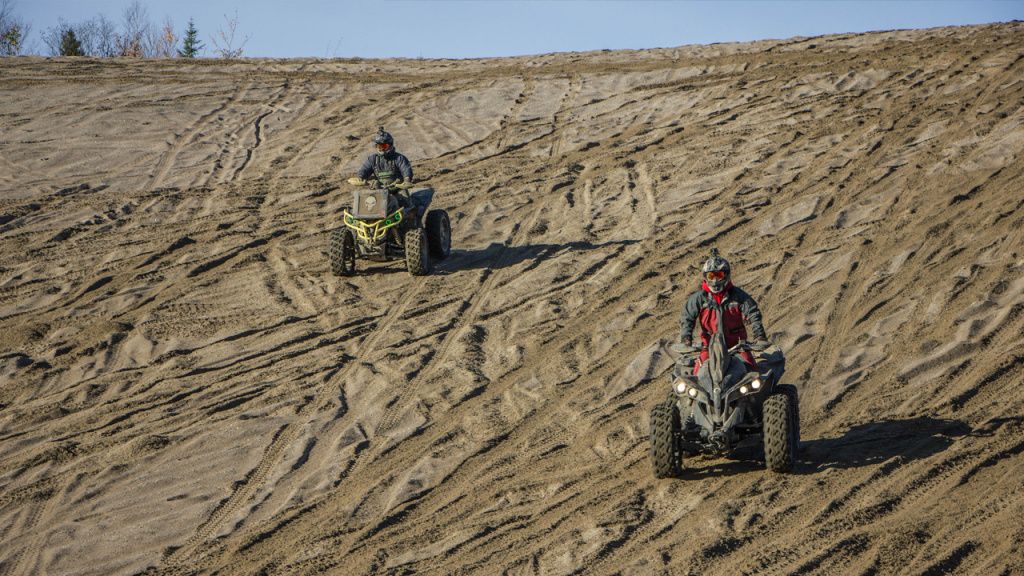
[751,379,761,390]
[740,385,749,394]
[675,381,687,394]
[687,388,698,398]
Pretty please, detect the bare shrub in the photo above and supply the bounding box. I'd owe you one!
[41,19,72,56]
[84,14,117,57]
[210,10,249,59]
[116,0,152,57]
[150,15,177,58]
[0,0,31,56]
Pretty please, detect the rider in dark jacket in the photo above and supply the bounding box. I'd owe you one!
[680,250,769,373]
[356,127,412,187]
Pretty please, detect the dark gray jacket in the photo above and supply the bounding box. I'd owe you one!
[357,151,412,185]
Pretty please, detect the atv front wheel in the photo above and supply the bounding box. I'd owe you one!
[404,227,431,276]
[425,209,451,260]
[650,401,682,478]
[330,228,356,276]
[776,384,800,454]
[763,392,797,473]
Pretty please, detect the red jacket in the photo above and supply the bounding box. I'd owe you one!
[679,281,767,349]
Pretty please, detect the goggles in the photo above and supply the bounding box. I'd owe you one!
[376,142,391,152]
[704,270,727,281]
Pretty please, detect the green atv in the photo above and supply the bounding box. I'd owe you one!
[329,177,451,276]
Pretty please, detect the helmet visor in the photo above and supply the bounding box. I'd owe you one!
[376,142,391,152]
[704,270,727,281]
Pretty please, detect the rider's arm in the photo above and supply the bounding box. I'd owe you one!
[396,154,413,183]
[356,155,375,180]
[740,292,768,341]
[679,292,702,346]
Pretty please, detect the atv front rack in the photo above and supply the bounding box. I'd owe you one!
[343,208,404,242]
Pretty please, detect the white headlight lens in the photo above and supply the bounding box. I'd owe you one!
[675,382,687,394]
[688,388,698,398]
[751,379,761,390]
[740,385,749,394]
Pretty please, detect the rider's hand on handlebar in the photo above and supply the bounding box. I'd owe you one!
[750,339,772,351]
[347,177,367,186]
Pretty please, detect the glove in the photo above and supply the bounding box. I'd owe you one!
[347,177,366,186]
[750,339,772,351]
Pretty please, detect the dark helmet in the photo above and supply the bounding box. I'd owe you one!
[701,248,731,293]
[373,127,394,155]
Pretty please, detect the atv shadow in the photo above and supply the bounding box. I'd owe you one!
[357,264,409,275]
[440,239,639,273]
[798,416,971,473]
[680,417,971,479]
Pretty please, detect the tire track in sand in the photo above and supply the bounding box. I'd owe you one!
[373,202,547,437]
[495,75,536,152]
[232,203,555,569]
[147,82,253,191]
[162,277,429,566]
[7,474,76,576]
[550,74,582,159]
[204,83,292,186]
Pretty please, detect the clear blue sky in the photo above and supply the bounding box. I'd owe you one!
[14,0,1024,59]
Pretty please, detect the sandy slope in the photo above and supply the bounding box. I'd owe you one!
[1,22,1023,576]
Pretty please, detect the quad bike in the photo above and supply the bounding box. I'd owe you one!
[650,328,799,477]
[330,177,451,276]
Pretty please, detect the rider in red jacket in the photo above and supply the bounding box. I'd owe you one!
[679,250,769,373]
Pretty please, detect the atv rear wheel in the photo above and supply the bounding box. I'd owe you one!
[776,384,800,454]
[404,227,431,275]
[763,392,797,473]
[425,209,451,260]
[330,228,356,276]
[650,401,683,478]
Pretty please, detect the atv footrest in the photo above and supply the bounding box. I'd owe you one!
[679,440,704,453]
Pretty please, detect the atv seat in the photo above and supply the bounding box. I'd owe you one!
[409,187,435,209]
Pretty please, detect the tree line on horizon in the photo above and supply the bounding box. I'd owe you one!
[0,0,249,59]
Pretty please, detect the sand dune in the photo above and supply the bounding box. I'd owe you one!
[1,22,1023,576]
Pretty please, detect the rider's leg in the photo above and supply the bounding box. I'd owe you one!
[739,350,759,371]
[691,349,709,376]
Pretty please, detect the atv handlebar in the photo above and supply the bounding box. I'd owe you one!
[346,177,420,190]
[674,340,771,356]
[728,341,751,354]
[729,340,773,354]
[670,343,701,354]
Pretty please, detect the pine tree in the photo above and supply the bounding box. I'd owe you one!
[177,17,202,58]
[59,28,83,56]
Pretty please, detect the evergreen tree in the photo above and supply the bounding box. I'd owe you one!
[177,18,202,58]
[59,28,83,56]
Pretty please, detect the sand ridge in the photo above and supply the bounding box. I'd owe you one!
[1,22,1023,576]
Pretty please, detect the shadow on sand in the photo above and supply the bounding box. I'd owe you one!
[354,240,638,275]
[681,416,971,479]
[437,239,639,273]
